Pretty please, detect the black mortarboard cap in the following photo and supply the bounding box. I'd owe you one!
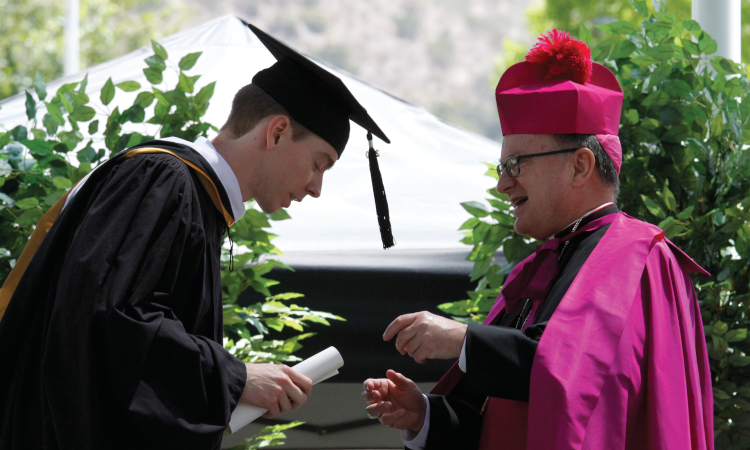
[245,22,395,249]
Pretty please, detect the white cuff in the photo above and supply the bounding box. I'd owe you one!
[401,395,430,450]
[458,337,467,372]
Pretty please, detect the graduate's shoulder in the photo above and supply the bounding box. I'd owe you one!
[104,150,197,189]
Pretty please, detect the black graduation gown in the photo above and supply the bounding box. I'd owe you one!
[421,205,619,450]
[0,142,246,450]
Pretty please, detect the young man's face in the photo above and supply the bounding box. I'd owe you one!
[252,131,339,214]
[496,134,573,240]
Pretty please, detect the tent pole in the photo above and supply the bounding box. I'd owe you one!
[692,0,741,63]
[64,0,80,76]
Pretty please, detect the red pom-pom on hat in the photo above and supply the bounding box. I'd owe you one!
[526,29,592,85]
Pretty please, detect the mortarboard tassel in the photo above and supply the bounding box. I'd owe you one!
[367,132,395,249]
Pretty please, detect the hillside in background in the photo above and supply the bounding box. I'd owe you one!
[183,0,535,141]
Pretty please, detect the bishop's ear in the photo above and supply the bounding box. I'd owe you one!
[570,147,597,188]
[265,115,293,150]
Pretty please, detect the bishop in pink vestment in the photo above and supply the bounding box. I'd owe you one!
[361,29,713,450]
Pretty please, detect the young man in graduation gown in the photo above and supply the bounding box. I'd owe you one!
[362,30,714,450]
[0,24,392,450]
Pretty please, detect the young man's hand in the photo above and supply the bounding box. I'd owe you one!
[384,311,468,363]
[361,370,427,434]
[240,364,313,418]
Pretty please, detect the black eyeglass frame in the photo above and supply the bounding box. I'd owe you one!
[496,147,581,178]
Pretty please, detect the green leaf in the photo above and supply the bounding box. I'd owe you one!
[265,318,284,332]
[134,92,155,108]
[25,91,36,120]
[438,299,476,316]
[78,73,89,92]
[77,143,97,163]
[662,183,677,211]
[710,57,740,76]
[151,39,168,60]
[31,128,46,140]
[270,208,291,221]
[100,78,115,105]
[33,71,47,101]
[20,139,55,155]
[729,354,750,367]
[178,72,196,93]
[699,33,718,54]
[68,90,89,105]
[71,105,96,122]
[726,329,747,343]
[15,197,39,210]
[712,209,727,227]
[53,177,72,190]
[641,194,666,219]
[642,91,670,109]
[681,40,700,57]
[88,120,99,135]
[606,21,639,35]
[461,201,490,218]
[578,24,593,46]
[629,0,648,16]
[116,81,141,92]
[0,132,9,149]
[683,19,701,33]
[58,93,74,113]
[178,52,202,71]
[630,54,659,68]
[664,80,691,98]
[714,321,729,336]
[624,109,639,125]
[676,206,694,220]
[143,67,164,85]
[609,40,637,59]
[144,55,166,71]
[195,82,216,106]
[645,43,678,61]
[714,389,731,400]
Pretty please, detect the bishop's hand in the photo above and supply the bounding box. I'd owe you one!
[384,311,468,363]
[362,370,427,433]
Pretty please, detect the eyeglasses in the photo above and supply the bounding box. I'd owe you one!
[496,148,580,178]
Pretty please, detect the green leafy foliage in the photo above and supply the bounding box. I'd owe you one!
[221,205,344,364]
[1,42,342,446]
[438,163,538,324]
[225,421,305,450]
[455,8,750,448]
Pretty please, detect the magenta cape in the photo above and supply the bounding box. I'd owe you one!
[432,212,714,449]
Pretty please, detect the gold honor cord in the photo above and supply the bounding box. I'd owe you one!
[0,148,235,322]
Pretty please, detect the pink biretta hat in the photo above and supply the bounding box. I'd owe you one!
[496,30,624,174]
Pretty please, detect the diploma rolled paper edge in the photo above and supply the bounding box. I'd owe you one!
[228,347,344,433]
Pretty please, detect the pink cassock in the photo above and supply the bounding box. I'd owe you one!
[432,212,714,449]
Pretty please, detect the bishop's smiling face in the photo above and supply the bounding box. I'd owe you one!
[496,134,573,240]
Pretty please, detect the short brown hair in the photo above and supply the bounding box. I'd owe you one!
[221,83,312,141]
[553,134,620,201]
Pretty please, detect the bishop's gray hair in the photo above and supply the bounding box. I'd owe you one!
[553,134,620,201]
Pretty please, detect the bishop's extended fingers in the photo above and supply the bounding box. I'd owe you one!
[379,409,407,428]
[383,312,420,341]
[361,388,382,403]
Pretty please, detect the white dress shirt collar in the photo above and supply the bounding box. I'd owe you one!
[160,136,246,223]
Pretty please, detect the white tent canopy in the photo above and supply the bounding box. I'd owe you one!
[0,15,502,258]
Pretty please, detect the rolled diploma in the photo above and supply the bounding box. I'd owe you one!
[227,346,344,433]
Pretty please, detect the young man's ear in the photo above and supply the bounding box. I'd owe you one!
[571,147,596,188]
[265,115,292,151]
